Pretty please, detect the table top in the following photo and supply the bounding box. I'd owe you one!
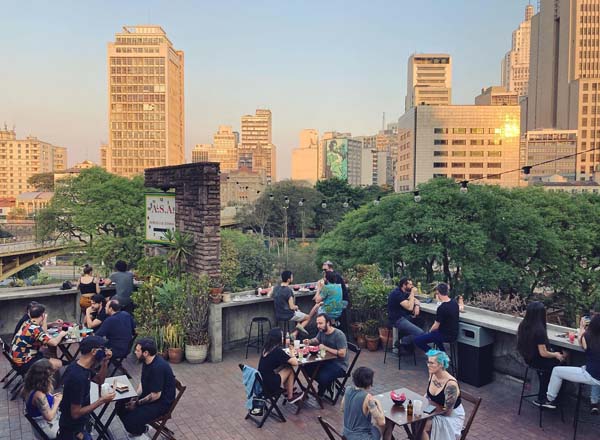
[375,387,443,427]
[90,375,137,404]
[283,347,337,365]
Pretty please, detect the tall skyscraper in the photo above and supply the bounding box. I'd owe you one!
[239,109,276,182]
[501,4,534,97]
[191,126,238,173]
[105,25,184,177]
[527,0,600,180]
[405,54,452,111]
[291,129,319,183]
[0,127,67,198]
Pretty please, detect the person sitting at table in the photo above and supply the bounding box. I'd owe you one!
[11,303,68,374]
[95,299,136,359]
[387,277,424,354]
[272,270,319,337]
[516,301,566,407]
[545,314,600,413]
[257,328,303,404]
[57,336,115,440]
[24,358,63,439]
[104,260,135,313]
[422,349,465,440]
[413,283,459,353]
[83,294,106,330]
[116,337,176,440]
[341,366,386,440]
[303,313,348,397]
[314,270,344,321]
[13,301,63,337]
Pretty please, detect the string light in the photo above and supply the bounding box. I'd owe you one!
[284,196,290,206]
[460,181,468,194]
[321,199,327,209]
[343,198,350,208]
[374,196,381,206]
[269,194,274,201]
[414,191,421,203]
[298,198,305,207]
[522,166,532,175]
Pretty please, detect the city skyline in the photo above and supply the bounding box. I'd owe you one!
[2,0,531,179]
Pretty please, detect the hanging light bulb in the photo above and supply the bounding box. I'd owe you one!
[298,198,305,207]
[413,191,421,203]
[343,198,350,208]
[256,190,261,194]
[522,166,532,175]
[374,196,381,206]
[269,194,274,201]
[284,196,290,206]
[321,199,327,209]
[460,181,468,194]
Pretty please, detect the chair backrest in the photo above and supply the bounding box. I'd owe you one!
[318,416,347,440]
[0,337,16,366]
[24,412,51,440]
[345,342,361,376]
[162,378,186,420]
[459,390,482,440]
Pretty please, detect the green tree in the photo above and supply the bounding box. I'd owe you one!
[27,172,55,191]
[221,229,274,289]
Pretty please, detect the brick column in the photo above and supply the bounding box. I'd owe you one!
[144,163,220,278]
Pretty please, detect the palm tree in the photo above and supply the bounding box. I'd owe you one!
[163,230,195,276]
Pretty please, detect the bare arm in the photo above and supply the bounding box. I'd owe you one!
[288,296,298,311]
[400,290,416,311]
[35,391,61,421]
[137,391,161,406]
[94,277,100,294]
[430,321,440,332]
[538,344,564,361]
[365,395,386,427]
[443,381,460,416]
[45,331,67,347]
[70,393,114,420]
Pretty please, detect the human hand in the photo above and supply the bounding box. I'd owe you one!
[54,393,63,403]
[104,349,113,360]
[56,319,64,325]
[125,398,137,411]
[60,331,68,338]
[556,352,566,362]
[302,339,310,345]
[100,391,116,404]
[318,344,326,351]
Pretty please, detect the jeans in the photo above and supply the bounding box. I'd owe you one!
[117,400,169,436]
[57,429,93,440]
[304,362,346,396]
[413,330,453,353]
[393,316,424,345]
[547,366,600,404]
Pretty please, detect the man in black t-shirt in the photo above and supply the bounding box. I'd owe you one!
[414,283,459,353]
[272,270,319,338]
[117,337,176,438]
[58,336,115,440]
[83,294,107,330]
[387,277,424,350]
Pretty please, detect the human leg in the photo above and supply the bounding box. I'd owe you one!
[119,402,167,436]
[278,367,295,399]
[315,363,345,396]
[547,366,597,402]
[413,330,445,353]
[395,317,424,345]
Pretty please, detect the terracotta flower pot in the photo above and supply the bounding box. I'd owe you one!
[365,336,379,352]
[350,322,362,338]
[378,327,392,348]
[167,347,184,363]
[210,293,222,304]
[210,287,224,295]
[356,335,367,349]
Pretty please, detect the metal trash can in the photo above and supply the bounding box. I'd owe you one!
[457,322,494,387]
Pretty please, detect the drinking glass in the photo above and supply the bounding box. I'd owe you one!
[413,400,423,417]
[294,340,300,350]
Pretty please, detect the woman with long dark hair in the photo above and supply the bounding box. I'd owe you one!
[516,302,566,406]
[23,359,62,439]
[546,314,600,414]
[257,327,303,403]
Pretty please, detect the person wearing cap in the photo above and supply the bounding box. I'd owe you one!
[413,283,459,353]
[57,336,115,440]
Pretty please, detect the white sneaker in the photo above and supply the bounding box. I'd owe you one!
[127,434,150,440]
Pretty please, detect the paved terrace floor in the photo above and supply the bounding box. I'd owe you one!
[1,348,598,440]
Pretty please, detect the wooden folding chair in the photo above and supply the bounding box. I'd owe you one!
[24,411,52,440]
[317,416,347,440]
[108,332,137,379]
[324,342,361,405]
[148,378,186,440]
[0,337,18,386]
[239,364,286,428]
[0,336,24,400]
[459,390,482,440]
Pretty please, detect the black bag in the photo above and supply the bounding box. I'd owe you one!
[61,280,73,290]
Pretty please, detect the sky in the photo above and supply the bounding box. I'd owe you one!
[2,0,532,179]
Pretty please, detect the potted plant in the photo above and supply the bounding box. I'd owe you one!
[183,275,211,364]
[209,277,223,303]
[155,325,168,360]
[164,323,185,363]
[363,320,380,351]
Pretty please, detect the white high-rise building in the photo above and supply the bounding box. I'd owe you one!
[501,5,534,97]
[405,54,452,111]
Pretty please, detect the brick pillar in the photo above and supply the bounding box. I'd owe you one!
[144,163,220,278]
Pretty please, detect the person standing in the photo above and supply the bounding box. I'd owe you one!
[57,336,115,440]
[387,277,423,352]
[117,338,176,440]
[322,260,349,302]
[315,271,343,320]
[104,260,135,312]
[413,283,459,353]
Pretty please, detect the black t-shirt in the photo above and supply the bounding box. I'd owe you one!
[95,311,135,358]
[258,347,290,392]
[387,287,411,323]
[436,299,459,341]
[59,363,95,432]
[141,355,176,407]
[272,285,294,320]
[13,313,29,336]
[91,308,107,325]
[529,330,550,366]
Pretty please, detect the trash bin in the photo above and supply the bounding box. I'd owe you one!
[457,322,494,387]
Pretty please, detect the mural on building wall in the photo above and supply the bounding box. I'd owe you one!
[326,139,348,179]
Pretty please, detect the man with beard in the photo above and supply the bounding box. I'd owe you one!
[117,338,175,440]
[83,294,106,330]
[57,336,115,440]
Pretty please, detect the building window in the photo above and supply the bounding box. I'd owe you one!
[469,174,484,179]
[470,151,484,157]
[452,151,466,157]
[451,174,465,179]
[433,173,447,178]
[451,162,466,168]
[487,173,501,179]
[434,128,449,134]
[434,151,448,157]
[452,128,466,134]
[469,162,484,168]
[470,140,485,145]
[452,140,466,145]
[434,139,448,145]
[433,162,448,168]
[488,139,503,145]
[488,151,502,157]
[487,163,502,168]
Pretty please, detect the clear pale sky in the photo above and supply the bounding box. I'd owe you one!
[2,0,531,179]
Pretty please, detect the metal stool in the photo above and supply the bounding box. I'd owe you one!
[435,340,458,377]
[245,317,271,359]
[517,365,564,428]
[383,327,416,370]
[276,319,291,335]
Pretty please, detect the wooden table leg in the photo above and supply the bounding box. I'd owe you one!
[294,363,324,414]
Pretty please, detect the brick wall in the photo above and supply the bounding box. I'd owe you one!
[144,162,220,278]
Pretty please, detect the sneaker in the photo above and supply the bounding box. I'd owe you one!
[591,403,599,415]
[541,399,557,409]
[127,434,150,440]
[295,324,309,337]
[288,392,304,404]
[532,399,543,407]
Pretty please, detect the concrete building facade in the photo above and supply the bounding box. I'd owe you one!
[220,168,267,206]
[291,129,319,184]
[240,109,276,182]
[475,86,519,106]
[0,128,67,199]
[520,129,577,180]
[105,25,184,177]
[502,5,535,97]
[405,54,452,111]
[395,105,521,191]
[191,126,238,173]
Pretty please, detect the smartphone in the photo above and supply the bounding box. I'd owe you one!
[423,404,437,414]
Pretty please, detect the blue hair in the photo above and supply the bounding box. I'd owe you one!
[426,349,450,369]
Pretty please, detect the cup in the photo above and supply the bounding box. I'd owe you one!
[413,400,423,417]
[319,347,326,358]
[101,383,112,397]
[294,340,300,350]
[568,332,575,343]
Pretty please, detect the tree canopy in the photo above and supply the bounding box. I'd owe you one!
[27,172,55,192]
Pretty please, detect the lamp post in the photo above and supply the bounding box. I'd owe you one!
[283,196,290,265]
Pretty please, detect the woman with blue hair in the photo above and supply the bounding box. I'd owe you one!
[422,349,465,440]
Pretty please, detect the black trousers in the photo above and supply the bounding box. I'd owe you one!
[117,401,168,435]
[530,358,561,401]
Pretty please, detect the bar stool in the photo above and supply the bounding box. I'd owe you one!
[275,319,291,335]
[383,327,416,370]
[436,340,458,377]
[572,382,597,440]
[245,317,271,359]
[517,365,564,428]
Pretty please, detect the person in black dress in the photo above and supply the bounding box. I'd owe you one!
[258,328,303,403]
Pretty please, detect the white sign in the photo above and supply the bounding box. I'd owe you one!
[145,193,176,243]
